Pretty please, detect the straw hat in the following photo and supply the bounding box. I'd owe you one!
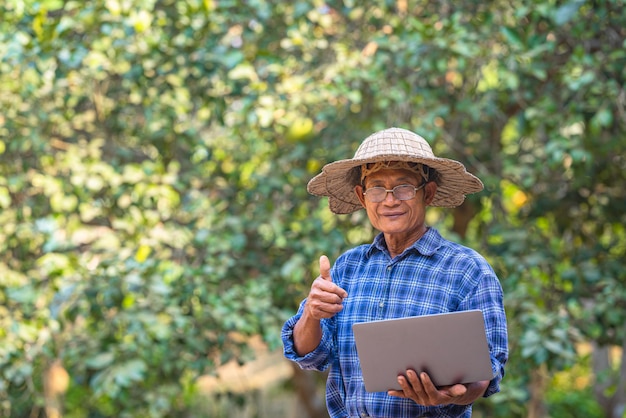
[307,127,484,214]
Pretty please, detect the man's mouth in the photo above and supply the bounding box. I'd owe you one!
[382,212,405,218]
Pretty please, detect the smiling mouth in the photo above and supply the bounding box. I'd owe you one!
[382,212,405,218]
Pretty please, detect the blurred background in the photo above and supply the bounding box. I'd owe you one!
[0,0,624,417]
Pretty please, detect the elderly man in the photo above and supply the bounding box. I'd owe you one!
[282,127,508,418]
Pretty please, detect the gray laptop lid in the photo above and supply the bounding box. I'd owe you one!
[352,309,494,392]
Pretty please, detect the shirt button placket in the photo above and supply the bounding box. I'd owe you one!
[376,264,392,317]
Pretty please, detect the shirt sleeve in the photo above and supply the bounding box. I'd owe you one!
[281,298,335,371]
[476,272,508,398]
[458,260,508,398]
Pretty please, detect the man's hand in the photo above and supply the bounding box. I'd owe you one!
[303,255,348,320]
[387,370,489,406]
[293,256,348,356]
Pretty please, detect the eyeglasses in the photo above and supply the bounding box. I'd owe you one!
[363,184,425,203]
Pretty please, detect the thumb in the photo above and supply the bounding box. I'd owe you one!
[448,384,468,398]
[319,255,331,281]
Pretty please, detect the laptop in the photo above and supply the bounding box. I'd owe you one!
[352,309,494,392]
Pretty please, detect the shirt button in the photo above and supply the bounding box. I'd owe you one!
[360,413,369,417]
[379,302,384,308]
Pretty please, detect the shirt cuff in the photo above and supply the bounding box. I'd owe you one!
[483,361,503,397]
[282,312,333,371]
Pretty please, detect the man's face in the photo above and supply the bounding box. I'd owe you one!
[355,168,432,236]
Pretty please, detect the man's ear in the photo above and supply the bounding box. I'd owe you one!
[424,181,437,205]
[355,184,366,207]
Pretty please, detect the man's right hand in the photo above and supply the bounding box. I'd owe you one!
[304,255,348,320]
[293,255,348,356]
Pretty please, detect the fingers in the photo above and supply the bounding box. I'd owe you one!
[387,389,406,398]
[448,385,467,398]
[405,370,430,402]
[388,370,467,407]
[310,281,346,306]
[419,373,467,399]
[388,371,433,404]
[319,255,331,280]
[304,255,347,320]
[317,255,347,299]
[305,283,345,319]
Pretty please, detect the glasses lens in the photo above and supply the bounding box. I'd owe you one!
[364,185,419,202]
[394,185,416,200]
[365,187,386,202]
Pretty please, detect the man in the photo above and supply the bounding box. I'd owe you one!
[282,127,508,418]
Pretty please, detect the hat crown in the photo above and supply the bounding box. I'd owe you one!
[354,128,435,160]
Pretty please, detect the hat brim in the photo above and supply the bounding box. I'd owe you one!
[307,153,483,214]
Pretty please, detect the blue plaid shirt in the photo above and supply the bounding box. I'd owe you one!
[282,228,508,418]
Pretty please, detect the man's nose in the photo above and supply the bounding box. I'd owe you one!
[382,190,400,203]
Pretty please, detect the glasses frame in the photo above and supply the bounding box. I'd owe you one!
[362,183,426,203]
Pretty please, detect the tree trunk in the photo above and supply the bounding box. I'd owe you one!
[592,343,613,416]
[614,340,626,418]
[43,359,70,418]
[592,337,626,418]
[452,200,476,239]
[527,364,548,418]
[290,363,330,418]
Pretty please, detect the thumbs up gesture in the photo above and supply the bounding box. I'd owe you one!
[304,255,348,320]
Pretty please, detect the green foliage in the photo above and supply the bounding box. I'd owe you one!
[1,0,625,416]
[546,388,604,418]
[544,354,605,418]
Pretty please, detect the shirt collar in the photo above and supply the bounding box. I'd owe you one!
[367,228,442,258]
